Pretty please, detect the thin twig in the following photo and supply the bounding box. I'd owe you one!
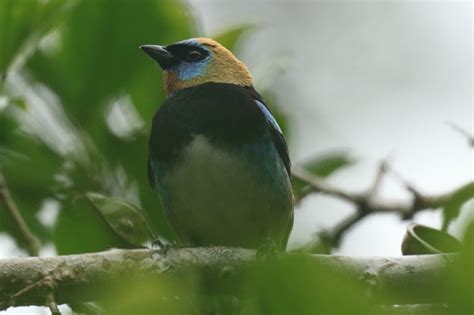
[293,166,363,203]
[0,172,40,256]
[447,122,474,147]
[304,161,388,249]
[47,293,61,315]
[366,160,387,197]
[317,211,369,249]
[293,167,471,218]
[0,172,62,314]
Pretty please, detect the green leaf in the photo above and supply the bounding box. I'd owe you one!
[54,197,135,255]
[85,192,156,247]
[0,146,26,166]
[448,221,474,311]
[8,96,28,111]
[401,223,463,255]
[442,182,474,230]
[302,151,354,177]
[213,24,253,51]
[293,151,353,199]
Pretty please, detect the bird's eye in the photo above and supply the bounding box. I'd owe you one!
[187,50,202,61]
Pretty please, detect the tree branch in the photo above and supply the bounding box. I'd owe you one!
[0,172,62,313]
[292,167,473,218]
[0,172,40,257]
[47,293,61,315]
[447,122,474,148]
[292,163,474,251]
[318,161,388,248]
[0,248,460,309]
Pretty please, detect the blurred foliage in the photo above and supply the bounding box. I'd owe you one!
[0,0,473,314]
[240,256,371,315]
[401,224,462,255]
[54,195,134,255]
[0,0,68,76]
[441,182,474,230]
[1,0,196,253]
[90,255,374,315]
[443,221,474,314]
[27,0,195,251]
[301,151,354,177]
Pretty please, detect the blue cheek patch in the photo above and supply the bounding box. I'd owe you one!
[175,58,211,81]
[169,38,213,81]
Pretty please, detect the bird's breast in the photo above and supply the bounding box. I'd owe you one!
[158,134,292,248]
[166,135,268,214]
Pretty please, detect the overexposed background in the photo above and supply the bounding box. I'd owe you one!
[189,0,473,255]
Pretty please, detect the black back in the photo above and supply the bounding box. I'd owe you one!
[148,82,290,187]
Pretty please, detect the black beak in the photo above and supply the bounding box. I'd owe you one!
[140,45,177,70]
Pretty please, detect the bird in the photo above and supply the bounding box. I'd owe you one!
[141,38,293,251]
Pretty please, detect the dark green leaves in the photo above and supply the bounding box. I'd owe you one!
[27,0,191,121]
[1,0,194,250]
[301,151,353,177]
[85,192,155,247]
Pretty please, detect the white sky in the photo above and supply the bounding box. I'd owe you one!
[188,0,473,255]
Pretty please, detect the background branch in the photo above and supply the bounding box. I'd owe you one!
[0,172,40,257]
[293,167,473,217]
[0,172,61,314]
[47,293,61,315]
[292,163,474,251]
[447,122,474,147]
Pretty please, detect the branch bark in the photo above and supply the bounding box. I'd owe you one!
[0,247,459,310]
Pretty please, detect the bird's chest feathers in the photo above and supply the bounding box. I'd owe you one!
[166,135,263,209]
[154,134,292,247]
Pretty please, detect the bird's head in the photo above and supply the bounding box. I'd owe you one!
[140,38,254,96]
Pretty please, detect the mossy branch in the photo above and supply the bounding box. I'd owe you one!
[0,248,460,310]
